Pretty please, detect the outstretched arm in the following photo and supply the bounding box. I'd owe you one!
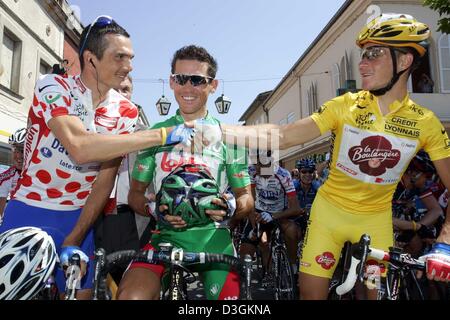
[221,116,321,150]
[49,116,179,164]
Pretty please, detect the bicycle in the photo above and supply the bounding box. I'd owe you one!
[267,220,296,300]
[92,244,253,300]
[334,234,427,300]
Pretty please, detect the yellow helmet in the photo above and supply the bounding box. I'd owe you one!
[357,14,430,57]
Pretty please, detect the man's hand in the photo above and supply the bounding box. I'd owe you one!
[256,211,273,224]
[206,193,237,222]
[418,243,450,281]
[158,204,187,229]
[59,246,89,278]
[165,124,195,146]
[193,119,223,148]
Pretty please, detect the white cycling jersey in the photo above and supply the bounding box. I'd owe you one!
[249,164,296,213]
[0,167,20,199]
[13,74,138,210]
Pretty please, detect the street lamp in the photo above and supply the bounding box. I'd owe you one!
[215,80,231,114]
[156,79,171,116]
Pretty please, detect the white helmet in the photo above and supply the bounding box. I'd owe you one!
[8,128,27,146]
[0,227,57,300]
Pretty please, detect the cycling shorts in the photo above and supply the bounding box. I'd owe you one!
[0,200,95,292]
[299,192,393,279]
[129,227,240,300]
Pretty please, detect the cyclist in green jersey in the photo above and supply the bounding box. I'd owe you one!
[116,45,254,300]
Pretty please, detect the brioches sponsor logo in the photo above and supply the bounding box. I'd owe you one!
[348,136,400,176]
[315,252,336,270]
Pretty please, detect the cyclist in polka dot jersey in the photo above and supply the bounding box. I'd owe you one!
[0,16,193,299]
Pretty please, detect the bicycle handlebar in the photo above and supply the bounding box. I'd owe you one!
[335,234,426,296]
[335,234,370,296]
[92,246,243,300]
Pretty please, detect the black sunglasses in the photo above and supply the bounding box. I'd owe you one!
[171,74,214,87]
[79,15,114,56]
[300,169,314,174]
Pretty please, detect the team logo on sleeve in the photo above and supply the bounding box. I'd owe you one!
[348,136,400,176]
[43,92,62,104]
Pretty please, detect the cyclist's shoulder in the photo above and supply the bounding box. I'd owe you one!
[317,91,369,116]
[150,114,181,129]
[275,166,290,177]
[35,73,76,93]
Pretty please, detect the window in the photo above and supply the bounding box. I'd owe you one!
[0,29,22,93]
[287,112,295,124]
[307,82,318,115]
[332,63,341,94]
[438,34,450,93]
[39,60,52,77]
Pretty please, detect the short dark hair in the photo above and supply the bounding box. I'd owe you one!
[171,45,218,78]
[79,20,130,70]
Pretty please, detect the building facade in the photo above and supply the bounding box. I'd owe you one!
[0,0,81,168]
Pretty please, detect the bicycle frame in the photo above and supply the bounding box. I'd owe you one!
[268,221,295,300]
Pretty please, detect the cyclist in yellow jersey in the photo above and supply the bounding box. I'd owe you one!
[195,14,450,299]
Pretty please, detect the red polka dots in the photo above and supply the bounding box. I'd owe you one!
[21,173,33,187]
[119,101,138,119]
[60,200,74,206]
[65,182,81,193]
[77,191,90,200]
[36,170,51,184]
[96,107,107,115]
[47,188,62,199]
[56,169,71,179]
[85,176,96,183]
[26,192,41,201]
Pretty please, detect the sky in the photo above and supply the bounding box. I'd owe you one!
[69,0,347,125]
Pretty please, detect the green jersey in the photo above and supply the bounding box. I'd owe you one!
[132,110,250,230]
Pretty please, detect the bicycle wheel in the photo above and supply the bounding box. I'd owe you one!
[273,247,295,300]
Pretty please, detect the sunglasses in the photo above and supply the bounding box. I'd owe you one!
[171,74,214,87]
[79,15,114,56]
[300,169,314,174]
[360,46,389,61]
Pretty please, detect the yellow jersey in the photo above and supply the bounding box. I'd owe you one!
[311,91,450,213]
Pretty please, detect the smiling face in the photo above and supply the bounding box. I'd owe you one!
[299,168,314,185]
[170,59,218,121]
[91,34,134,92]
[359,44,395,91]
